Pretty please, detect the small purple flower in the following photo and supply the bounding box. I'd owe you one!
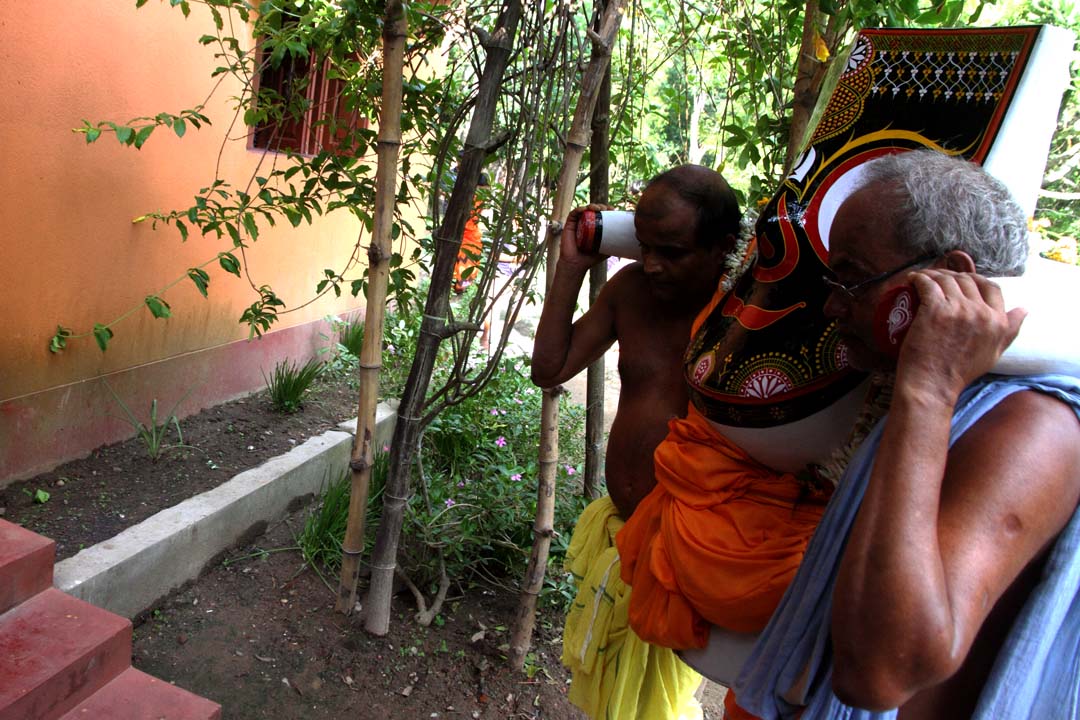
[386,344,396,355]
[565,465,577,475]
[457,480,466,488]
[445,498,456,508]
[499,409,507,415]
[510,473,523,482]
[495,436,507,448]
[490,408,500,416]
[382,445,390,452]
[514,398,524,405]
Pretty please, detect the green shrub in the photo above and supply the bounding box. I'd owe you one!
[405,354,587,606]
[264,358,323,413]
[297,352,587,610]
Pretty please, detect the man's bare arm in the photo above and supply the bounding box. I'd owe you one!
[831,269,1080,710]
[531,206,618,388]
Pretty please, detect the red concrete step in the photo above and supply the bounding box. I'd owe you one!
[0,520,55,615]
[0,588,131,720]
[58,667,221,720]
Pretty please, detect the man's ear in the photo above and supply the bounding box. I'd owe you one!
[942,250,976,273]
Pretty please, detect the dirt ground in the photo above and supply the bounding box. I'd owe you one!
[131,505,585,719]
[1,358,727,718]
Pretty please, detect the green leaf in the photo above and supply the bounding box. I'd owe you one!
[145,295,172,319]
[85,127,102,144]
[351,279,365,297]
[226,222,242,247]
[136,0,150,7]
[93,323,114,352]
[187,268,210,297]
[49,325,72,354]
[175,219,188,241]
[173,117,187,138]
[218,252,241,277]
[241,212,259,241]
[33,489,50,504]
[115,126,134,145]
[134,125,154,149]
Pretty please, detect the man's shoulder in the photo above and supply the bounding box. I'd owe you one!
[598,263,651,304]
[957,377,1080,475]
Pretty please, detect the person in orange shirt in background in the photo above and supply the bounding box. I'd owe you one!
[453,172,489,294]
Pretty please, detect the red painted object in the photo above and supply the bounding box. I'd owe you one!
[0,589,131,720]
[0,520,221,720]
[59,668,221,720]
[0,521,54,615]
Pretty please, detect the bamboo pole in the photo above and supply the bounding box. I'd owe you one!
[507,0,627,671]
[363,0,524,636]
[335,0,407,614]
[583,18,612,502]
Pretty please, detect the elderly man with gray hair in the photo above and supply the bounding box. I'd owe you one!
[728,149,1080,720]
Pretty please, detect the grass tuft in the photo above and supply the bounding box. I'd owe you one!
[264,358,323,413]
[298,451,389,573]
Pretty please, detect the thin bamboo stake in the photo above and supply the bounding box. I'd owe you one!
[507,0,627,671]
[583,25,612,502]
[363,0,525,636]
[335,0,407,614]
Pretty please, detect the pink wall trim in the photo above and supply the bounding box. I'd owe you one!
[0,315,350,487]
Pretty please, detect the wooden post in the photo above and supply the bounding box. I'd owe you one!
[363,0,525,636]
[507,0,627,671]
[583,12,612,501]
[335,0,407,614]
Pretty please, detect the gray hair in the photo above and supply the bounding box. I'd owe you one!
[858,149,1028,276]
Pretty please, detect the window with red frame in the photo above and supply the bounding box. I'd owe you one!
[252,51,368,156]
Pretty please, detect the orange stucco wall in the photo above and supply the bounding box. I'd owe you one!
[0,1,412,484]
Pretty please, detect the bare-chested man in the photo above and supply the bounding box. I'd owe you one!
[532,165,741,720]
[531,165,741,519]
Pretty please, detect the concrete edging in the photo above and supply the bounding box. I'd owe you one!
[53,402,397,619]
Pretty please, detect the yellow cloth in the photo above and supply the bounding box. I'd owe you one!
[562,496,703,720]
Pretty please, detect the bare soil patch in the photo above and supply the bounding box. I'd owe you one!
[131,504,584,719]
[1,373,361,561]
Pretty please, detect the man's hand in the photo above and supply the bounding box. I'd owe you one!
[897,269,1027,400]
[559,204,615,272]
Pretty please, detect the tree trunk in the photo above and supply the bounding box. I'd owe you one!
[785,2,850,173]
[364,0,524,636]
[507,0,627,671]
[334,0,406,615]
[583,38,612,502]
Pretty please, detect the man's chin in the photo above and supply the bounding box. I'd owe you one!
[648,281,677,300]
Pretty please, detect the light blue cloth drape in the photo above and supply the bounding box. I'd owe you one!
[733,374,1080,720]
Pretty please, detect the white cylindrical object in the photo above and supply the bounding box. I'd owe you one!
[575,210,641,260]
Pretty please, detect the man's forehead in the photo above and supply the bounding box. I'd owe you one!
[829,188,900,265]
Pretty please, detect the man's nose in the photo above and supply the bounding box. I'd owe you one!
[823,287,848,319]
[642,252,663,275]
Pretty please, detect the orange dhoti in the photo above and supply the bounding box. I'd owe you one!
[616,404,831,650]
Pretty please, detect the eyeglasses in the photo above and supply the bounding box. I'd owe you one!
[822,252,937,301]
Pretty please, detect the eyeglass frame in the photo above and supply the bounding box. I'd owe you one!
[822,252,938,301]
